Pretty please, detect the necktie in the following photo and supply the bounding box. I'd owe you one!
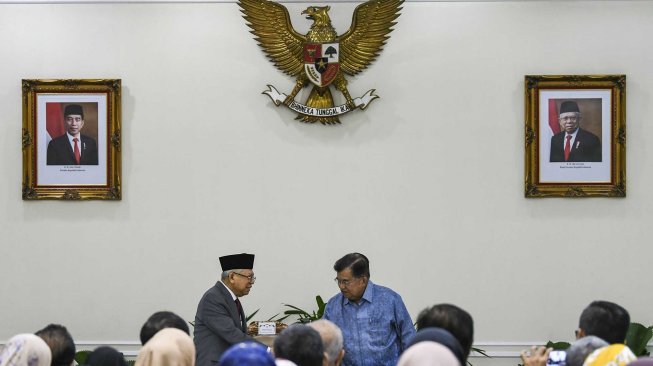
[564,135,572,161]
[73,138,81,165]
[235,298,245,329]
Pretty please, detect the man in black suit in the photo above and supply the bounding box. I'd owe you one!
[47,104,98,165]
[194,253,256,366]
[550,101,602,162]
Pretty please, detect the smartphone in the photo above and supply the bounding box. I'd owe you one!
[547,350,566,365]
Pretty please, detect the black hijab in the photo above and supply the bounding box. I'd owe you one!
[85,346,128,366]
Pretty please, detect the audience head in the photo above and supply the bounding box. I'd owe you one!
[84,347,128,366]
[0,334,52,366]
[582,344,636,366]
[273,324,325,366]
[35,324,76,366]
[406,327,465,366]
[140,311,190,345]
[566,336,609,366]
[135,328,195,366]
[578,301,630,344]
[398,342,460,366]
[308,320,345,366]
[219,342,275,366]
[416,304,474,358]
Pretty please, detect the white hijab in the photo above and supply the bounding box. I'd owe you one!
[0,334,52,366]
[398,342,461,366]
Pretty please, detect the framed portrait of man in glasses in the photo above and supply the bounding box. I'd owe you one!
[22,79,122,200]
[524,75,626,198]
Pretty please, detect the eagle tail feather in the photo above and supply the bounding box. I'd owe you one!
[296,86,340,125]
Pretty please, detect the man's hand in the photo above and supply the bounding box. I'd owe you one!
[520,346,552,366]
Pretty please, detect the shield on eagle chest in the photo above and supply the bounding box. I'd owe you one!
[304,43,339,87]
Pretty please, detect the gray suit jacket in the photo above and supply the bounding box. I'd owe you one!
[193,281,248,366]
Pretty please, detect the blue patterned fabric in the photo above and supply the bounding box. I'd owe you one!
[323,281,415,366]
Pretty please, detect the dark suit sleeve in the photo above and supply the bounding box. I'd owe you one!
[589,135,602,162]
[198,291,249,345]
[575,129,602,162]
[81,136,99,165]
[47,141,56,165]
[88,138,98,165]
[550,134,564,162]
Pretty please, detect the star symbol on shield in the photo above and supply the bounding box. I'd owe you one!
[316,58,327,72]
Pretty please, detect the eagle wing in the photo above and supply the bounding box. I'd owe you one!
[239,0,306,76]
[338,0,404,76]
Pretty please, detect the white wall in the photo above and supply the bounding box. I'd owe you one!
[1,1,652,364]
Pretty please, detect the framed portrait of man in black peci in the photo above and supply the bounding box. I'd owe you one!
[524,75,626,198]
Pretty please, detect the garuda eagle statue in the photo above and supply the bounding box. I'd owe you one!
[239,0,403,125]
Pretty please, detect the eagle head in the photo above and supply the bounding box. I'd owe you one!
[301,6,332,27]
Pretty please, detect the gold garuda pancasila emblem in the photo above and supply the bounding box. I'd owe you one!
[239,0,403,125]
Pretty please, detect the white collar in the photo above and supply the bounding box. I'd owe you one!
[219,280,237,301]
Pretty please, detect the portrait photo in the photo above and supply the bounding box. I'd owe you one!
[547,98,602,164]
[22,79,122,200]
[37,95,107,186]
[524,75,626,197]
[538,91,610,184]
[45,102,99,166]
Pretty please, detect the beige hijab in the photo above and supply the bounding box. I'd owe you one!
[398,342,461,366]
[135,328,195,366]
[0,334,52,366]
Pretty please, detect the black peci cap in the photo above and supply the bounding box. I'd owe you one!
[219,253,255,271]
[64,104,84,118]
[559,101,580,114]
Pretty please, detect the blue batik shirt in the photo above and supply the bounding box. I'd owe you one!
[323,281,416,366]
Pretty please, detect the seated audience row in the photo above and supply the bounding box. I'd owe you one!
[1,298,651,366]
[0,311,191,366]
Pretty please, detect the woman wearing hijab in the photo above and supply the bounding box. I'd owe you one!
[135,328,195,366]
[0,334,52,366]
[85,346,128,366]
[397,342,460,366]
[405,327,466,366]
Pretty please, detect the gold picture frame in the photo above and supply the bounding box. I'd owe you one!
[22,79,122,200]
[525,75,626,198]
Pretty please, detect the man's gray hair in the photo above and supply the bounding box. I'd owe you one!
[221,269,243,280]
[566,336,609,366]
[308,319,343,366]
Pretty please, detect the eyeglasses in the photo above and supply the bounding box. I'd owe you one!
[334,277,361,287]
[233,272,256,283]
